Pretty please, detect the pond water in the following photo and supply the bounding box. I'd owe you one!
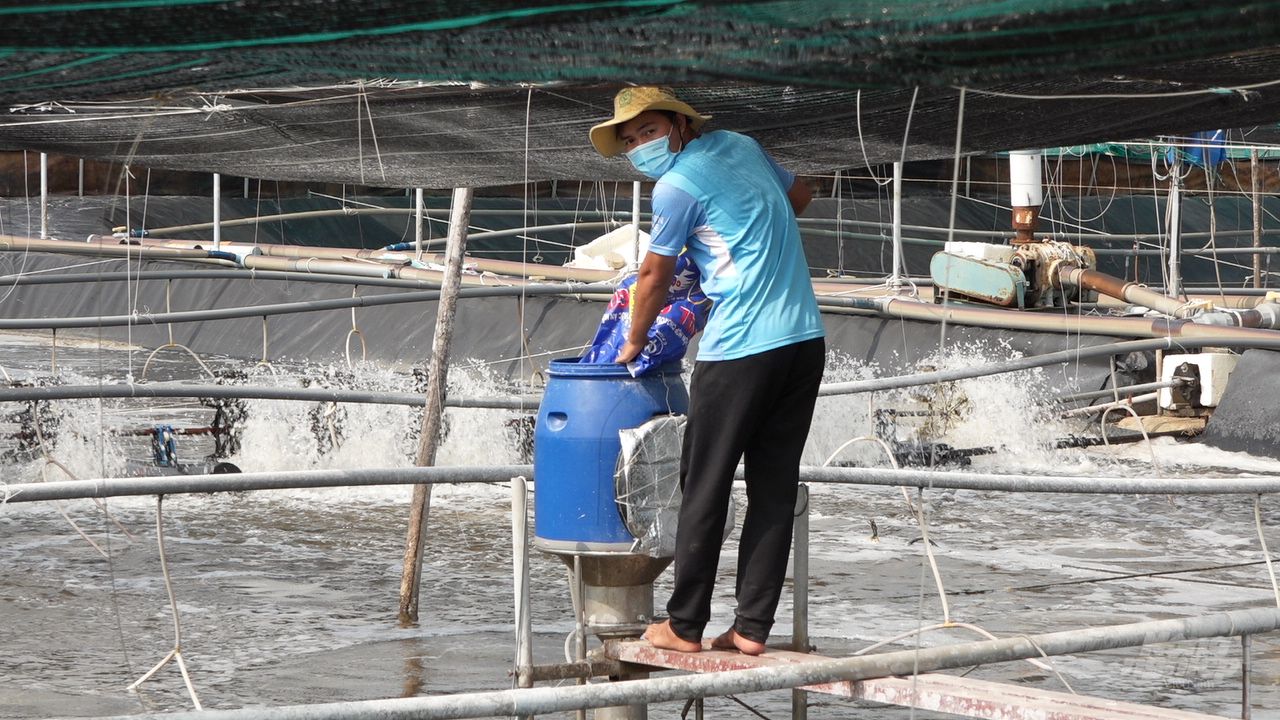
[2,331,1279,720]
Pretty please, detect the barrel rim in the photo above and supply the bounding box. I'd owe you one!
[548,356,684,378]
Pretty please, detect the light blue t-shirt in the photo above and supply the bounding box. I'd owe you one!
[648,130,824,361]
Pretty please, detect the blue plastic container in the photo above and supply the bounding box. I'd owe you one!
[533,357,688,554]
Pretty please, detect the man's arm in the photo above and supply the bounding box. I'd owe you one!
[787,176,812,216]
[616,251,679,364]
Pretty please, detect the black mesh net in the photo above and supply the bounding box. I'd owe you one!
[3,1,1280,186]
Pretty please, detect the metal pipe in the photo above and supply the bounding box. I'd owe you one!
[126,202,1275,250]
[890,162,903,291]
[1243,633,1253,720]
[822,293,1280,346]
[39,152,48,239]
[81,608,1280,720]
[1055,376,1190,404]
[213,172,222,252]
[632,180,642,265]
[816,335,1280,397]
[795,215,1274,243]
[512,476,533,695]
[0,269,444,291]
[0,234,217,260]
[147,238,615,284]
[7,342,1257,412]
[0,282,615,330]
[415,188,425,263]
[1059,266,1190,317]
[791,485,810,720]
[1168,163,1183,298]
[795,466,1280,495]
[145,209,640,237]
[1058,391,1158,417]
[0,382,540,410]
[1092,246,1280,257]
[1252,148,1264,290]
[466,222,614,242]
[399,222,623,249]
[13,460,1280,507]
[1,465,533,504]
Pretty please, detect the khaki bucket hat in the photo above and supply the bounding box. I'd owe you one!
[590,87,711,158]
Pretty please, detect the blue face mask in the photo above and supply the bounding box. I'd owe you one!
[627,129,681,179]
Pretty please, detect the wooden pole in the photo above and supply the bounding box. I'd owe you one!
[399,186,473,623]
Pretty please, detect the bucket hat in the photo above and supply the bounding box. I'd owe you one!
[590,87,711,158]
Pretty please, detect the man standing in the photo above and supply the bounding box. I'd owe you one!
[589,87,825,655]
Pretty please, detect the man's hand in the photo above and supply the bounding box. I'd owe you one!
[617,252,678,366]
[616,338,645,364]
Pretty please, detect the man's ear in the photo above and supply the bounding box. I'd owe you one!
[676,114,691,141]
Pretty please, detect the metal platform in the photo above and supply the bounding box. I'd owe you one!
[611,641,1226,720]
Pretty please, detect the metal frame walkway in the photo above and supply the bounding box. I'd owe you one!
[612,642,1227,720]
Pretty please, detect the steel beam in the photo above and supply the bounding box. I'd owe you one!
[0,382,539,410]
[0,465,532,503]
[613,645,1223,720]
[78,608,1280,720]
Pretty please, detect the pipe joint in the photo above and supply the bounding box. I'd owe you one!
[1252,302,1280,330]
[1191,310,1241,327]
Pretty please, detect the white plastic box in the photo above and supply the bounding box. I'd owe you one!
[565,224,650,270]
[943,241,1014,263]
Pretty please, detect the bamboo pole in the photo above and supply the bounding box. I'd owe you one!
[399,187,474,623]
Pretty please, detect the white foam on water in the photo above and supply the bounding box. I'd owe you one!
[5,334,1280,717]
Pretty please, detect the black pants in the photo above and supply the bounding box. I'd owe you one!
[666,337,825,644]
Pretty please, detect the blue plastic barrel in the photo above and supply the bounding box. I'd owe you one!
[533,357,688,554]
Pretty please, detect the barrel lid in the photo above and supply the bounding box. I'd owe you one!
[548,357,683,377]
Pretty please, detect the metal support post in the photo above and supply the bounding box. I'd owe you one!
[632,180,642,264]
[1167,158,1183,298]
[511,476,534,720]
[792,484,810,720]
[212,173,222,252]
[890,162,903,291]
[39,152,48,239]
[1242,633,1252,719]
[400,186,474,623]
[1252,148,1264,289]
[78,158,85,197]
[415,188,425,263]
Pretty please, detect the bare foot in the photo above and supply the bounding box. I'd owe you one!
[710,628,767,656]
[643,619,702,653]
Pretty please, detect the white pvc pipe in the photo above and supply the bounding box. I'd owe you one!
[1008,150,1043,207]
